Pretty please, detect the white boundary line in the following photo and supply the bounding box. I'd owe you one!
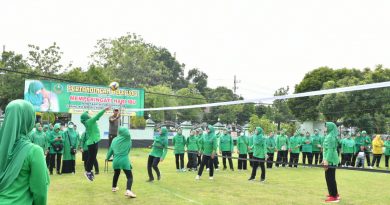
[130,81,390,111]
[157,186,204,205]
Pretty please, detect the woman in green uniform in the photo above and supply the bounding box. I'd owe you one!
[288,130,301,168]
[187,130,200,171]
[302,131,313,167]
[106,126,136,198]
[62,121,79,174]
[79,132,99,173]
[49,123,64,175]
[0,100,49,205]
[196,129,203,167]
[173,129,186,172]
[247,131,254,167]
[248,127,267,182]
[266,132,276,168]
[196,125,218,180]
[323,122,340,203]
[80,107,109,181]
[219,128,234,171]
[341,134,355,167]
[312,129,322,165]
[31,123,48,153]
[147,127,168,182]
[384,136,390,170]
[43,124,51,167]
[276,130,289,167]
[237,132,249,170]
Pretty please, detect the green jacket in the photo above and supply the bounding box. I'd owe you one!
[323,122,339,166]
[187,134,199,152]
[363,135,372,152]
[266,136,276,154]
[219,133,234,152]
[62,128,79,160]
[311,133,322,152]
[384,140,390,156]
[341,138,355,154]
[49,124,64,154]
[251,127,267,158]
[106,127,132,170]
[276,134,289,151]
[173,134,186,154]
[354,135,364,153]
[237,135,249,154]
[247,135,254,153]
[149,127,169,160]
[301,136,313,153]
[80,109,106,146]
[289,135,301,154]
[78,132,88,151]
[31,129,48,152]
[199,125,218,156]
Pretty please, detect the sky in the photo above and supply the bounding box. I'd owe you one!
[1,0,390,100]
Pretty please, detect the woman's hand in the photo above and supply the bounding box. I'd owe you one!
[322,160,329,171]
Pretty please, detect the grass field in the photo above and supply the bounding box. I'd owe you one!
[48,148,390,205]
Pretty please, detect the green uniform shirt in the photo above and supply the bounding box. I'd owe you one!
[219,134,234,152]
[237,135,249,154]
[49,126,64,154]
[62,129,79,161]
[106,127,132,170]
[31,131,48,152]
[363,135,372,152]
[341,138,355,154]
[311,134,322,152]
[149,127,168,159]
[187,135,199,152]
[354,136,364,153]
[0,146,49,205]
[199,126,217,156]
[276,134,289,151]
[301,136,313,153]
[81,109,106,146]
[289,136,301,154]
[384,140,390,156]
[323,122,339,166]
[247,135,254,153]
[266,136,276,154]
[252,127,267,158]
[78,132,88,151]
[173,134,186,154]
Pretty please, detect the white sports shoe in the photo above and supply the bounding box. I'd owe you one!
[206,168,210,172]
[182,168,187,172]
[209,177,214,180]
[125,190,136,198]
[112,187,119,192]
[195,175,200,180]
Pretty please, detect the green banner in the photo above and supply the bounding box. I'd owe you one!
[24,79,144,116]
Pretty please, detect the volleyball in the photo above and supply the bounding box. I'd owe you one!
[109,82,119,91]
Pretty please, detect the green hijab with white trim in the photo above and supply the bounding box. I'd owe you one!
[0,100,35,192]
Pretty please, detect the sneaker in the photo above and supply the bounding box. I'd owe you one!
[182,168,187,172]
[85,172,94,182]
[125,190,136,198]
[206,168,210,172]
[325,196,340,203]
[209,177,214,180]
[260,179,266,183]
[248,178,255,181]
[195,175,200,180]
[112,187,119,192]
[369,166,374,169]
[91,172,95,179]
[326,194,340,200]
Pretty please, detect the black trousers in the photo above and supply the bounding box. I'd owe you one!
[49,153,62,173]
[352,152,358,167]
[108,134,117,148]
[313,152,321,165]
[302,152,313,165]
[238,154,247,170]
[319,152,323,164]
[266,153,274,168]
[45,152,50,168]
[372,154,382,167]
[222,151,234,169]
[341,153,353,166]
[325,167,338,197]
[385,155,389,168]
[86,143,99,173]
[62,160,75,173]
[198,155,214,177]
[147,155,161,180]
[113,169,133,190]
[82,151,99,172]
[206,155,219,169]
[365,152,371,166]
[289,153,299,168]
[197,154,202,166]
[248,153,254,167]
[175,153,185,169]
[187,152,197,169]
[277,151,288,167]
[250,157,265,180]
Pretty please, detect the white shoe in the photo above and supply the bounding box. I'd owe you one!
[112,187,119,192]
[182,168,187,172]
[209,177,214,180]
[206,168,210,172]
[260,179,266,183]
[195,175,200,180]
[125,190,136,198]
[369,166,373,169]
[215,168,219,171]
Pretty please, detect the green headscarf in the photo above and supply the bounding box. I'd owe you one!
[80,111,90,126]
[325,122,338,138]
[35,123,43,133]
[112,126,131,156]
[24,81,44,110]
[66,121,77,144]
[255,127,264,136]
[0,100,35,192]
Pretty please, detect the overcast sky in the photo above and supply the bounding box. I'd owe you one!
[1,0,390,99]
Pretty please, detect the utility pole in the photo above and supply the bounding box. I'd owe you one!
[233,75,241,95]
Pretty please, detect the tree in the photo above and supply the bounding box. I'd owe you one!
[27,42,67,75]
[267,87,294,130]
[186,68,208,94]
[176,85,207,122]
[237,103,255,125]
[90,33,187,89]
[248,115,276,134]
[0,51,31,110]
[145,85,178,122]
